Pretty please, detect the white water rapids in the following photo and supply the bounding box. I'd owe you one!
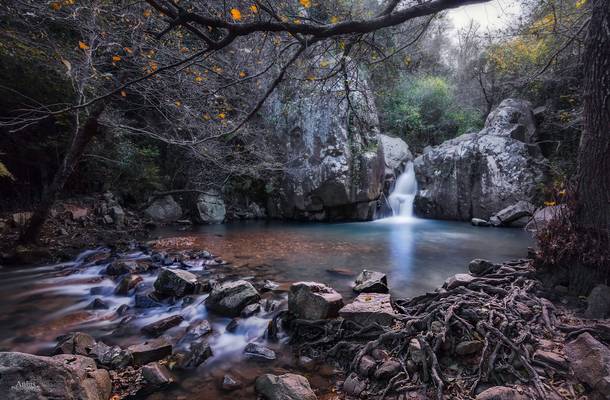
[388,161,418,219]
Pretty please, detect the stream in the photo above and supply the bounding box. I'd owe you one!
[0,218,533,399]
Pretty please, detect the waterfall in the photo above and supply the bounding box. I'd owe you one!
[388,161,417,218]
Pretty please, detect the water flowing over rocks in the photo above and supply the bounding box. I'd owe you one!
[255,373,317,400]
[0,352,112,400]
[288,281,344,319]
[414,98,548,221]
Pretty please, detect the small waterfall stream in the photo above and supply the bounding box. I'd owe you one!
[388,161,418,218]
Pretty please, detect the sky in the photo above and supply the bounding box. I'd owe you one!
[447,0,521,33]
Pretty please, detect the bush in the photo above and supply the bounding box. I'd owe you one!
[380,75,483,152]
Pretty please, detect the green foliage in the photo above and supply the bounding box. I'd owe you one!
[381,75,483,152]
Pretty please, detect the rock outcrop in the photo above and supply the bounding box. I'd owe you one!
[264,68,410,221]
[414,99,547,221]
[288,281,344,320]
[194,190,226,224]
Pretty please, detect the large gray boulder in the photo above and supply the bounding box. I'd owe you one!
[585,284,610,319]
[525,204,567,232]
[255,373,317,400]
[145,195,182,222]
[206,280,260,317]
[194,190,226,224]
[565,332,610,398]
[288,281,344,320]
[414,99,547,221]
[0,352,111,400]
[489,200,536,227]
[264,67,388,221]
[338,293,396,326]
[353,270,389,293]
[154,268,199,297]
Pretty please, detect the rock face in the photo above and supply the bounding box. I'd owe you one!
[194,190,226,224]
[255,373,317,400]
[339,293,396,326]
[414,98,547,221]
[288,282,344,320]
[0,352,111,400]
[264,69,409,221]
[205,280,260,317]
[564,333,610,397]
[586,284,610,319]
[144,195,182,222]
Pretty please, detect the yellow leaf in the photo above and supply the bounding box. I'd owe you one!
[544,201,557,207]
[299,0,312,8]
[250,5,258,13]
[78,41,90,50]
[180,47,189,53]
[120,90,127,97]
[50,2,62,11]
[213,65,223,73]
[195,76,203,82]
[112,55,121,62]
[124,47,133,54]
[306,75,315,81]
[63,0,76,5]
[175,101,182,107]
[294,19,301,24]
[230,8,242,21]
[218,112,226,119]
[320,60,329,67]
[330,16,338,24]
[202,113,211,120]
[575,0,587,9]
[558,189,566,196]
[143,9,152,17]
[0,161,15,181]
[239,71,247,78]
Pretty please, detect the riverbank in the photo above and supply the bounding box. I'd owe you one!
[0,236,608,400]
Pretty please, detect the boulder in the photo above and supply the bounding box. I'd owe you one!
[339,293,396,326]
[115,274,143,295]
[255,373,317,400]
[585,284,610,319]
[455,340,484,356]
[135,291,164,308]
[181,320,212,342]
[414,99,547,221]
[182,339,213,368]
[85,298,109,310]
[343,373,366,397]
[471,218,491,227]
[353,270,389,293]
[110,205,125,226]
[469,259,495,275]
[105,260,138,276]
[244,343,276,361]
[53,332,96,356]
[288,282,344,320]
[444,273,476,289]
[127,338,172,366]
[194,190,226,224]
[565,332,610,396]
[475,386,529,400]
[88,342,133,369]
[0,352,111,400]
[141,362,175,388]
[525,204,567,232]
[144,195,182,222]
[532,350,568,370]
[489,201,535,227]
[263,66,386,222]
[379,134,413,175]
[222,374,242,391]
[154,268,199,297]
[484,98,537,142]
[241,302,261,318]
[206,280,261,317]
[141,315,184,337]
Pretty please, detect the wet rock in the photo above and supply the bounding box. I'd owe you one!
[475,386,528,400]
[115,274,143,295]
[86,298,109,310]
[565,332,610,396]
[141,315,184,337]
[255,373,317,400]
[141,362,175,388]
[353,270,389,293]
[206,280,261,317]
[182,339,213,368]
[154,268,199,297]
[222,374,242,391]
[374,359,402,380]
[145,195,182,222]
[181,320,212,342]
[585,284,610,319]
[469,259,495,275]
[343,372,366,397]
[89,342,133,369]
[533,350,568,370]
[53,332,96,356]
[490,201,535,227]
[297,356,316,371]
[135,291,164,308]
[339,293,396,326]
[241,302,261,317]
[455,340,484,356]
[226,318,239,333]
[444,273,475,289]
[244,343,276,361]
[288,281,344,320]
[261,280,280,292]
[105,260,138,276]
[471,218,491,227]
[358,355,377,376]
[127,338,172,366]
[0,352,111,400]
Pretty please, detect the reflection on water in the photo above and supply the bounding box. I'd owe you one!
[0,218,532,399]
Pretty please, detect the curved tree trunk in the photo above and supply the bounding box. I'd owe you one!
[574,0,610,233]
[18,105,105,244]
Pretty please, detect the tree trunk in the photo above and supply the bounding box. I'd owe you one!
[574,0,610,233]
[18,105,105,244]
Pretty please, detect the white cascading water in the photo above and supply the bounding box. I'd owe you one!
[388,161,418,218]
